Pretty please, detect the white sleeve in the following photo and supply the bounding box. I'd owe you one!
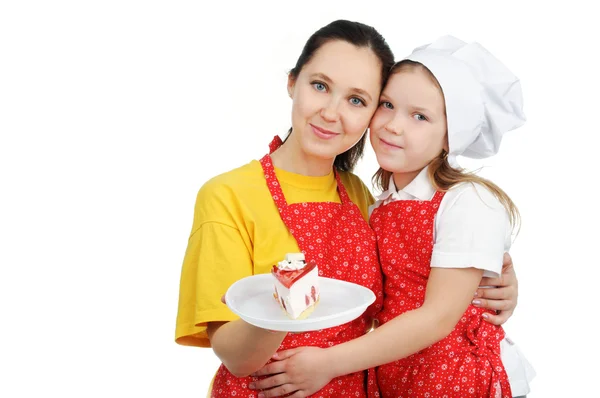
[500,337,536,395]
[430,183,512,278]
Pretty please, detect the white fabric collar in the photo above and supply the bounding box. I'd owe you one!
[375,166,436,202]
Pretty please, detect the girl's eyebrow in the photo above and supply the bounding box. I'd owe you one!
[412,105,432,114]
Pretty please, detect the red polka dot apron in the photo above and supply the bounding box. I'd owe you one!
[210,136,383,397]
[369,192,511,398]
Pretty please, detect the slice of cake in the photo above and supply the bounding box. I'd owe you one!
[271,253,320,319]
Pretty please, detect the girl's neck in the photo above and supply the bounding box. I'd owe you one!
[392,168,424,191]
[270,137,335,177]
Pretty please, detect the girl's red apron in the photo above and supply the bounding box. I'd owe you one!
[369,192,511,398]
[210,136,383,397]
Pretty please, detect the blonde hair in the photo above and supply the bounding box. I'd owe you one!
[372,60,520,230]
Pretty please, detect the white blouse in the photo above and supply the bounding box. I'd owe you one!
[370,166,511,277]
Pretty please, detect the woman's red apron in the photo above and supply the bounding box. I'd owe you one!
[369,192,511,398]
[210,136,383,397]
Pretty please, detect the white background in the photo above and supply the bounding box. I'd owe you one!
[1,1,597,397]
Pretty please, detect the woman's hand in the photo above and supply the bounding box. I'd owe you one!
[249,347,335,398]
[472,252,518,325]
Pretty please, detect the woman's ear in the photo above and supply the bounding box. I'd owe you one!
[287,74,296,99]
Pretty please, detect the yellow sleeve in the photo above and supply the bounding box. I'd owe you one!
[175,182,253,347]
[361,178,376,206]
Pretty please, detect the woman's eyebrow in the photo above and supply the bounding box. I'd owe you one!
[311,73,372,102]
[311,73,333,84]
[350,87,372,102]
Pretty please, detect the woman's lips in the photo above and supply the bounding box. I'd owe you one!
[310,124,338,140]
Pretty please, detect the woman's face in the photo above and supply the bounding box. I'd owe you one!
[287,40,382,161]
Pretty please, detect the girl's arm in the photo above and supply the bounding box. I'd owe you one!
[250,266,483,397]
[328,266,483,375]
[208,321,286,377]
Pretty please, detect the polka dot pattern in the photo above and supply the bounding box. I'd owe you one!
[369,194,511,398]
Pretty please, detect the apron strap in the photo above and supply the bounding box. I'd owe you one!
[333,170,352,205]
[259,154,288,209]
[431,191,446,208]
[269,135,283,154]
[261,135,353,209]
[472,345,512,398]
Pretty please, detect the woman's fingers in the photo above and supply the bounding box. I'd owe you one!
[481,310,512,326]
[251,360,287,377]
[250,373,291,391]
[256,383,300,398]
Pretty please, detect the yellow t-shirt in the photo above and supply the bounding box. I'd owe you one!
[175,159,374,347]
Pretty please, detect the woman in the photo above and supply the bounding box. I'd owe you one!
[175,20,519,397]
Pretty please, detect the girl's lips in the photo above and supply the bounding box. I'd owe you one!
[310,124,338,140]
[380,137,403,149]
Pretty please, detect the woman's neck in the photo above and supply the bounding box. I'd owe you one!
[270,138,335,177]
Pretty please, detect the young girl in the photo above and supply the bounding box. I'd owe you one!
[249,36,530,397]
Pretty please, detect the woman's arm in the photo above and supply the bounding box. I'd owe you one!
[176,180,289,377]
[208,321,286,377]
[475,252,518,325]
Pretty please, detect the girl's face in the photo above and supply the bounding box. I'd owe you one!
[369,68,448,180]
[287,40,382,161]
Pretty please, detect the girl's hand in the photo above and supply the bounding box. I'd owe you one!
[249,347,335,398]
[472,252,518,325]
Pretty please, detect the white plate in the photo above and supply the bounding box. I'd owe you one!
[225,274,376,332]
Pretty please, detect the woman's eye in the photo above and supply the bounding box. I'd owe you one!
[350,97,364,106]
[313,82,327,91]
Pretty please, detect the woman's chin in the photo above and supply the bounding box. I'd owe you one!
[302,141,347,161]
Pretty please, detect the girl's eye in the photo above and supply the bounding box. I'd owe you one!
[413,114,427,121]
[350,97,365,106]
[312,82,327,92]
[380,101,393,109]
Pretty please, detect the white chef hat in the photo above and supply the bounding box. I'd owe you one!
[405,35,526,166]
